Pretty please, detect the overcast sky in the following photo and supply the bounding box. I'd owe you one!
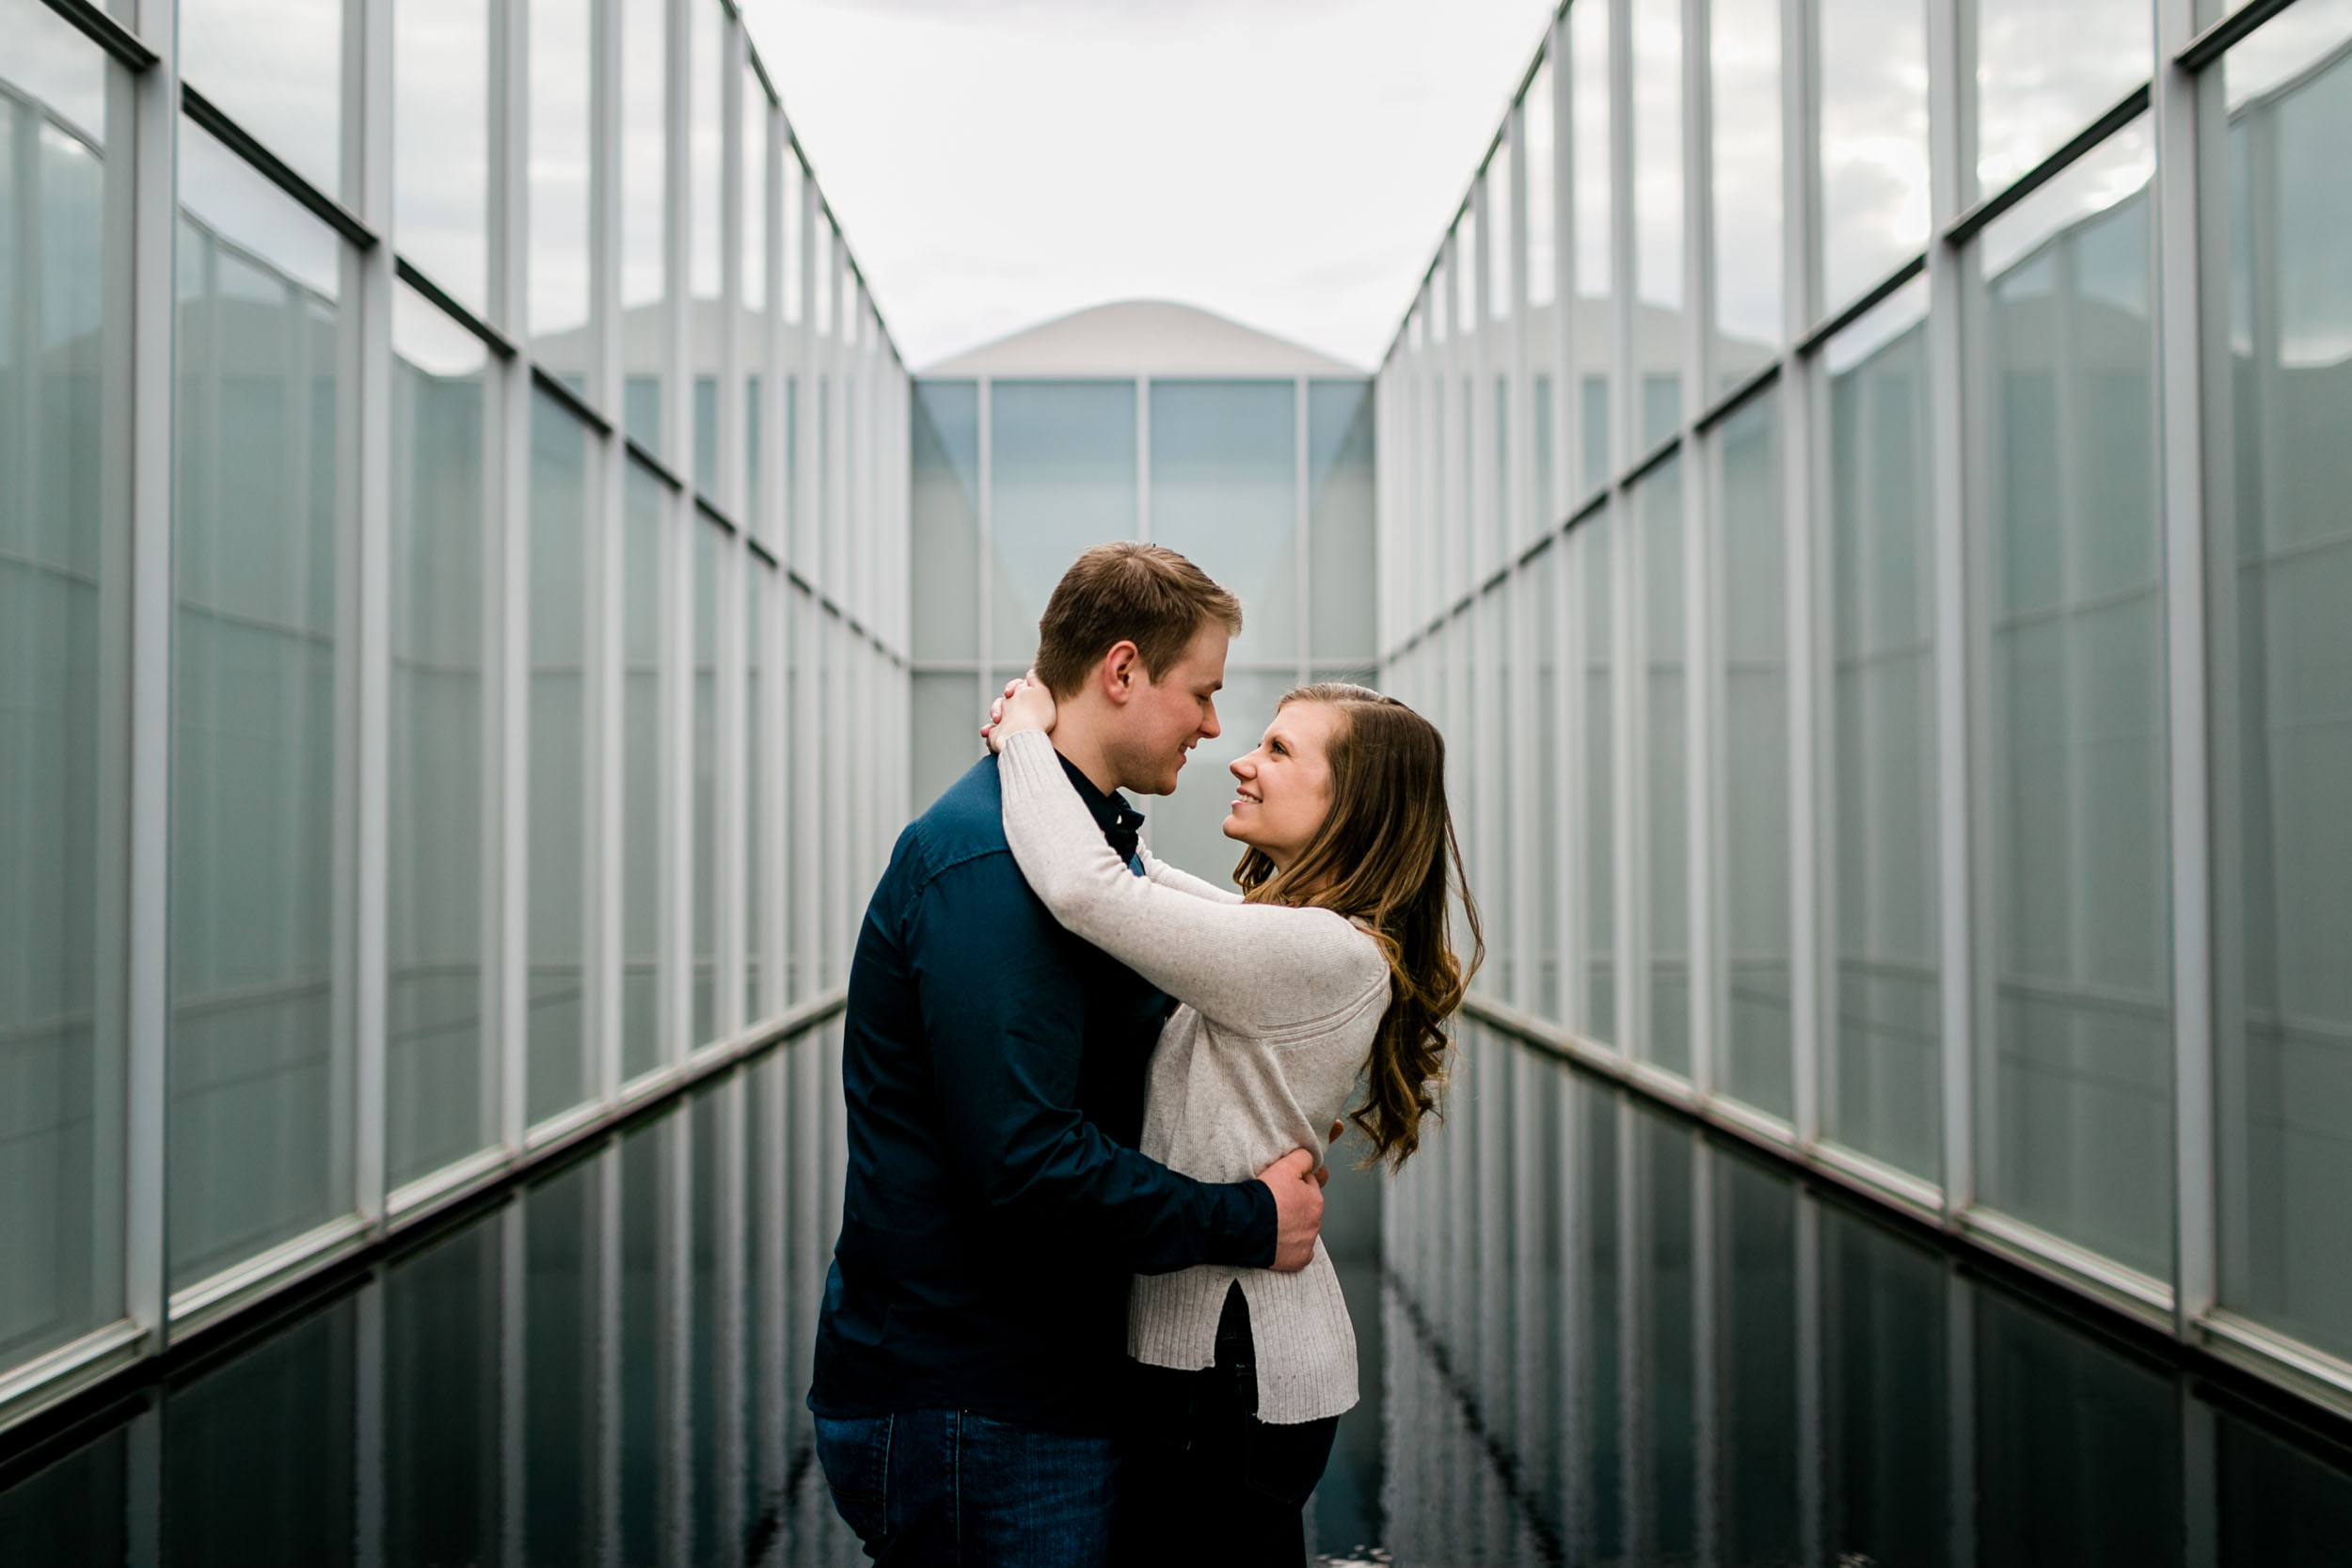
[739,0,1563,371]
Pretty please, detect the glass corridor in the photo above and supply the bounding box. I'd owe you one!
[7,1022,2351,1566]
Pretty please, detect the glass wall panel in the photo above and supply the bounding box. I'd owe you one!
[1817,0,1931,319]
[1821,278,1939,1180]
[170,122,349,1284]
[1309,380,1377,663]
[620,0,667,452]
[527,392,592,1126]
[1633,0,1684,451]
[1974,0,2153,198]
[392,0,489,314]
[911,672,979,816]
[1151,379,1296,666]
[1572,0,1613,497]
[689,0,723,495]
[530,0,592,375]
[0,3,123,1367]
[741,69,771,533]
[744,564,765,1023]
[989,380,1136,664]
[1579,514,1617,1046]
[1975,124,2169,1275]
[1639,456,1688,1075]
[1716,390,1792,1119]
[692,518,719,1048]
[2217,24,2352,1360]
[1712,0,1783,386]
[1525,57,1560,526]
[387,287,490,1189]
[622,464,665,1081]
[909,380,978,662]
[180,0,342,200]
[1529,546,1563,1021]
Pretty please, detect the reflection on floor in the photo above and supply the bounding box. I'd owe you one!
[5,1022,2352,1565]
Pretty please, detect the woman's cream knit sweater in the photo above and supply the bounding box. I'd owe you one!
[996,730,1390,1424]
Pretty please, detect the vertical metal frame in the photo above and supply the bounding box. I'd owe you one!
[590,0,628,1105]
[492,0,533,1155]
[1292,375,1310,684]
[1781,0,1824,1149]
[1681,0,1719,1099]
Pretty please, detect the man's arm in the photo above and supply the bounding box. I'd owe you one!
[908,856,1313,1273]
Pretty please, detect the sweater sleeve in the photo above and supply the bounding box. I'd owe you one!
[1137,842,1245,905]
[997,731,1388,1032]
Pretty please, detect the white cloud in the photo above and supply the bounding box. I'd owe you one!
[740,0,1562,369]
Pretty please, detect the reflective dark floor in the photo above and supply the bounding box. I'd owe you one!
[7,1022,2352,1566]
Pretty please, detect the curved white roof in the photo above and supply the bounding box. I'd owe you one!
[920,299,1363,378]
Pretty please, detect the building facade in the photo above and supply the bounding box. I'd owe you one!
[2,0,910,1430]
[1377,0,2352,1418]
[908,300,1378,876]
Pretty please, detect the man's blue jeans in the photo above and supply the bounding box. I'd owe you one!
[813,1408,1120,1566]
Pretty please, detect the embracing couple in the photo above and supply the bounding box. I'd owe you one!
[811,542,1479,1565]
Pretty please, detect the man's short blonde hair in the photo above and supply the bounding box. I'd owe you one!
[1033,542,1244,699]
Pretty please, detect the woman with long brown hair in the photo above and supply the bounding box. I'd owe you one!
[984,677,1480,1565]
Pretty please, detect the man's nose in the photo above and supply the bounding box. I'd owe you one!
[1199,705,1220,740]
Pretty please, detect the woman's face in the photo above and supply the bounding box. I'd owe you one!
[1223,701,1342,870]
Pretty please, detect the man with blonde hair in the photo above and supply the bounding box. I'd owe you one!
[811,543,1326,1564]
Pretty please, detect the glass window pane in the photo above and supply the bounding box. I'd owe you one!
[1712,0,1783,384]
[388,287,491,1189]
[621,463,665,1081]
[1527,57,1557,313]
[1818,0,1931,319]
[527,392,592,1126]
[621,0,667,453]
[181,0,342,200]
[530,0,592,372]
[910,380,979,661]
[742,68,771,533]
[689,0,723,496]
[988,380,1136,664]
[0,0,126,1367]
[692,519,719,1048]
[1635,0,1685,451]
[1487,151,1513,322]
[912,671,981,816]
[1716,389,1792,1120]
[1974,0,2153,198]
[2223,2,2352,108]
[1580,513,1617,1047]
[393,0,490,315]
[170,120,350,1284]
[1309,380,1377,663]
[1152,379,1298,666]
[1975,123,2169,1275]
[1639,456,1688,1075]
[2217,22,2352,1360]
[1571,0,1613,496]
[1821,276,1939,1180]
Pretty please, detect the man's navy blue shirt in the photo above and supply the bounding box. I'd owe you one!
[810,752,1278,1433]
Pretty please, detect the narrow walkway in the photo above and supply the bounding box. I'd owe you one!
[3,1025,2347,1565]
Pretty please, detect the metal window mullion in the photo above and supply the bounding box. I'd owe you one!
[1294,375,1309,684]
[1683,0,1718,1099]
[123,0,180,1345]
[1610,0,1645,1064]
[1508,100,1534,558]
[1471,174,1495,587]
[1510,561,1540,1013]
[1550,14,1576,523]
[660,0,693,1069]
[715,532,745,1040]
[1926,0,1974,1215]
[351,0,395,1229]
[492,0,532,1154]
[2154,0,2217,1331]
[1781,0,1823,1148]
[1560,522,1589,1036]
[588,0,627,1103]
[717,18,745,521]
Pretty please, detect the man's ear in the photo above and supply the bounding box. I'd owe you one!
[1097,641,1142,705]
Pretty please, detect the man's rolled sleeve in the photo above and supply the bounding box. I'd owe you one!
[907,859,1276,1273]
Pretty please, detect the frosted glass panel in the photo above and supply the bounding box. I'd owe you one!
[989,380,1136,664]
[527,392,592,1126]
[529,0,592,364]
[619,0,666,453]
[1580,515,1617,1047]
[911,672,981,816]
[181,0,342,199]
[1975,0,2152,198]
[2217,32,2352,1361]
[0,3,125,1365]
[622,463,665,1081]
[387,288,490,1189]
[1151,379,1297,666]
[1639,457,1688,1075]
[1818,0,1931,317]
[745,566,766,1023]
[1528,547,1563,1022]
[1977,126,2170,1277]
[170,121,350,1284]
[692,519,719,1048]
[1716,391,1792,1120]
[393,0,489,314]
[910,380,979,660]
[1309,380,1376,662]
[1822,280,1940,1181]
[1712,0,1783,383]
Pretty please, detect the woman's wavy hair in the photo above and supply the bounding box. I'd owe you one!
[1232,684,1482,1171]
